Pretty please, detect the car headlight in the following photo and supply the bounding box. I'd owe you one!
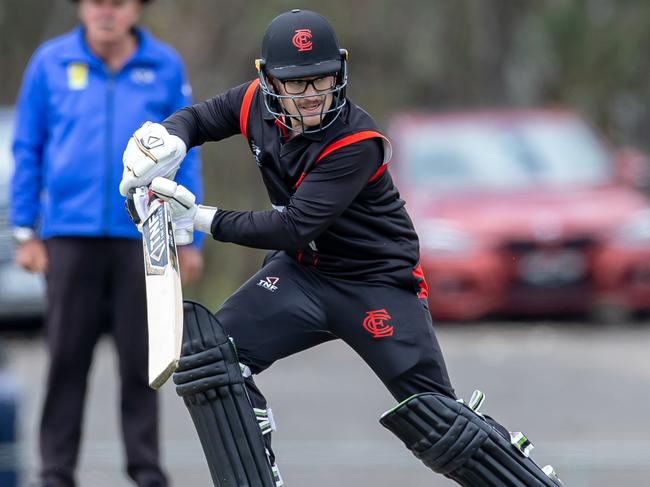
[416,219,474,254]
[617,208,650,246]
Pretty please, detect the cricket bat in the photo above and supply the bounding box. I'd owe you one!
[137,188,184,389]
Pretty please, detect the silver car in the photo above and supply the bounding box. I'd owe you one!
[0,106,46,323]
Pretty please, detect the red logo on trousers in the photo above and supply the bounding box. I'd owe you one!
[292,29,313,51]
[362,309,393,338]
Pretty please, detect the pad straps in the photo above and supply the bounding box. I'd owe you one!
[380,392,563,486]
[174,301,279,487]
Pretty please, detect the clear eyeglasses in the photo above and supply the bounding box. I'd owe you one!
[281,76,336,95]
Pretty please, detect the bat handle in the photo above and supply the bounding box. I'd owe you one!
[125,186,152,225]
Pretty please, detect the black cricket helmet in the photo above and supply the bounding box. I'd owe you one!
[256,9,348,133]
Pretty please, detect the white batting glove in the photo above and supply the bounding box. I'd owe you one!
[119,122,187,197]
[150,177,217,245]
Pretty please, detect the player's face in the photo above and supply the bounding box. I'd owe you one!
[274,75,336,129]
[79,0,141,46]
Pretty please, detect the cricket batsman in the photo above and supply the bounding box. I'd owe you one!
[119,9,564,486]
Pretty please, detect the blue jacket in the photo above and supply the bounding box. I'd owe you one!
[11,27,202,242]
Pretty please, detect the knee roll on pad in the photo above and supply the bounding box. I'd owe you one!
[173,301,278,487]
[380,393,562,487]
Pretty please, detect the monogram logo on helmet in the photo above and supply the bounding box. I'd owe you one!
[362,309,394,339]
[292,29,313,52]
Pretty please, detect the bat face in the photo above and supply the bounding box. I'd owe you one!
[143,200,176,275]
[142,199,183,389]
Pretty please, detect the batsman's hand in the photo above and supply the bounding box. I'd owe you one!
[119,122,187,197]
[150,177,198,245]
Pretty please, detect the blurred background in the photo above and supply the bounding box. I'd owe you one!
[4,0,650,306]
[1,0,650,486]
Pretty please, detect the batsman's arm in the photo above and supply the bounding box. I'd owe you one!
[120,83,251,198]
[210,139,384,250]
[151,140,383,251]
[162,81,254,148]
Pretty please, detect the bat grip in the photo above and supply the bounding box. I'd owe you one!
[125,188,142,225]
[125,186,153,225]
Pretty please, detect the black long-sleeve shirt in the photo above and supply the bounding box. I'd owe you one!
[164,80,421,287]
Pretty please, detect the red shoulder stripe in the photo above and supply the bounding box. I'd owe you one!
[315,130,384,164]
[294,130,387,189]
[240,79,260,140]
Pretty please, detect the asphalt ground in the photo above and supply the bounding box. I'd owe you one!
[2,320,650,487]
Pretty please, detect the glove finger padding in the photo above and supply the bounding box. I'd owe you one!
[119,122,187,196]
[150,177,196,209]
[150,177,197,246]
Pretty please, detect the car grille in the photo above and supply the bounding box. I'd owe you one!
[500,236,598,289]
[502,237,595,254]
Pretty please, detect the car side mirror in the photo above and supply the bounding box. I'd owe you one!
[614,147,650,191]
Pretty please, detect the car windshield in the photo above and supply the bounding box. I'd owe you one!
[401,117,612,191]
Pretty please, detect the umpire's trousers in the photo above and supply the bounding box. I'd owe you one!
[40,237,166,487]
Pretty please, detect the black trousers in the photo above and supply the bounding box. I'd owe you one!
[216,251,455,415]
[41,238,166,487]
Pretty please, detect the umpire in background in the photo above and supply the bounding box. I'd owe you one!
[10,0,203,486]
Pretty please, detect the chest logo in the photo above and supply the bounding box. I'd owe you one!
[67,62,88,90]
[292,29,313,52]
[250,139,262,165]
[130,68,156,85]
[257,276,279,292]
[362,309,394,339]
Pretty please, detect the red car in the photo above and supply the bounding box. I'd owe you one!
[389,109,650,321]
